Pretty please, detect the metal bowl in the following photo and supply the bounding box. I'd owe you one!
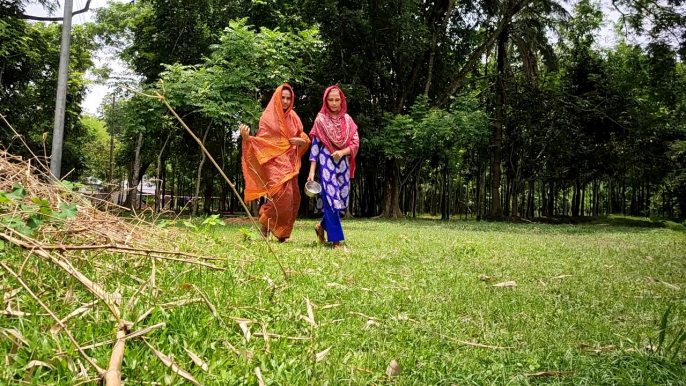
[304,181,322,198]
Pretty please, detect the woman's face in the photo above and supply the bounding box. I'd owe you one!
[326,89,342,114]
[281,89,292,111]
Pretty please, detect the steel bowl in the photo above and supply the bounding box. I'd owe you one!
[304,181,322,198]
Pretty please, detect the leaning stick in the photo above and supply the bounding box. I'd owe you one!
[153,91,288,282]
[0,262,106,378]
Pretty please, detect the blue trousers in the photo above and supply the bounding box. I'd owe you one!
[320,195,344,242]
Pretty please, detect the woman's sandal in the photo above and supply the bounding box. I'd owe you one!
[332,241,341,249]
[314,224,325,243]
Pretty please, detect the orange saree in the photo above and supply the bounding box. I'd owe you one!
[241,84,310,239]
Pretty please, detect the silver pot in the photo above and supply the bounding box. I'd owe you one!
[304,181,322,198]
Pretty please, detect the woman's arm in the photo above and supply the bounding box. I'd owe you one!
[308,161,316,182]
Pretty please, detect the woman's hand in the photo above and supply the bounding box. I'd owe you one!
[289,137,307,147]
[307,172,315,182]
[239,124,251,142]
[332,150,344,162]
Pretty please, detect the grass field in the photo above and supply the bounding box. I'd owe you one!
[2,217,685,385]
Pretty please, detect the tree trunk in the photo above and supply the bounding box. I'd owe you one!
[511,180,519,218]
[192,128,210,216]
[490,30,507,220]
[548,181,555,217]
[126,132,144,210]
[154,133,171,213]
[379,159,403,218]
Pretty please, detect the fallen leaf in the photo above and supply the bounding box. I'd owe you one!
[440,334,513,349]
[255,367,265,386]
[603,265,614,269]
[192,284,218,318]
[301,298,317,327]
[3,304,34,317]
[492,281,517,288]
[63,287,75,303]
[144,341,200,385]
[50,303,93,336]
[386,359,402,377]
[326,282,347,289]
[3,288,20,303]
[322,303,340,310]
[238,321,251,342]
[478,275,497,282]
[184,348,209,372]
[363,320,380,330]
[552,275,573,280]
[579,344,615,353]
[349,311,378,320]
[646,277,681,290]
[24,360,53,370]
[1,328,28,346]
[524,370,574,377]
[315,346,332,362]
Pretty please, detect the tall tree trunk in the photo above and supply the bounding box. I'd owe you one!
[490,30,507,219]
[622,178,626,216]
[154,133,171,213]
[424,0,457,96]
[548,181,555,217]
[192,128,210,216]
[379,160,403,218]
[126,132,144,210]
[581,182,586,216]
[511,180,519,218]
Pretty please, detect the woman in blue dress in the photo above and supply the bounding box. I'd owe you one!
[308,86,360,249]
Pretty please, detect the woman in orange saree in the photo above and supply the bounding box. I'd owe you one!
[239,84,310,242]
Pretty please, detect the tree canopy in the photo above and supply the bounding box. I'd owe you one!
[1,0,685,218]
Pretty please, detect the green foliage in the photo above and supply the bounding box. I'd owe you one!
[652,306,686,360]
[80,115,113,181]
[201,214,225,228]
[161,19,320,125]
[0,183,78,236]
[0,15,99,180]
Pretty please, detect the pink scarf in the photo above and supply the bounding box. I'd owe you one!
[309,85,359,177]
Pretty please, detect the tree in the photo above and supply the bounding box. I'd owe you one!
[0,8,98,180]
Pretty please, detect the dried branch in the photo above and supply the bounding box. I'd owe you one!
[104,321,132,386]
[19,0,92,21]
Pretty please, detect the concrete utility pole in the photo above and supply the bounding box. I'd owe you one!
[50,0,75,179]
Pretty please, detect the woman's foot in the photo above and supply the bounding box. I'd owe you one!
[314,224,325,243]
[277,237,288,243]
[260,226,269,238]
[332,241,341,249]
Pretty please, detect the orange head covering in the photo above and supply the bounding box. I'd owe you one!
[242,84,310,202]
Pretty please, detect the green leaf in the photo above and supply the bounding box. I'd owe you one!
[55,202,78,219]
[27,215,43,230]
[182,221,198,231]
[19,204,39,213]
[10,184,26,200]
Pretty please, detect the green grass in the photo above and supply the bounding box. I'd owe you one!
[2,218,686,385]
